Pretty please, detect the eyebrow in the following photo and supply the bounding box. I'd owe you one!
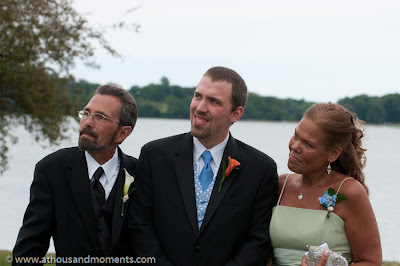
[208,95,221,103]
[83,108,108,117]
[294,128,315,145]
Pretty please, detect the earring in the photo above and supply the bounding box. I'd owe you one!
[327,162,331,175]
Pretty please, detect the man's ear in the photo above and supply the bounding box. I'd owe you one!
[116,126,133,144]
[230,106,244,124]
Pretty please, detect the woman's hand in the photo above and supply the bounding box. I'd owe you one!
[301,251,329,266]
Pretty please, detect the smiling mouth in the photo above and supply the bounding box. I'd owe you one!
[289,153,300,162]
[194,115,209,125]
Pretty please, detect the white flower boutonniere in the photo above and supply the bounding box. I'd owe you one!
[121,168,135,216]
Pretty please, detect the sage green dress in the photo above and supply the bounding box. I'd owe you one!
[269,175,353,265]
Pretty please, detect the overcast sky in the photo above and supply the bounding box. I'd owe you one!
[71,0,400,103]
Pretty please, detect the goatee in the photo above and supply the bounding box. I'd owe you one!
[78,127,107,152]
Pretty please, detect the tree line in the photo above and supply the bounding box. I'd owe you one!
[1,0,399,174]
[70,78,400,124]
[0,0,138,174]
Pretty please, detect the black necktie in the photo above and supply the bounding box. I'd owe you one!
[92,167,105,206]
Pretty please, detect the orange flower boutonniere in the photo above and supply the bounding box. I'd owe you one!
[218,156,240,192]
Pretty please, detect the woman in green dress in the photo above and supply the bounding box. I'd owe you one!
[269,102,382,265]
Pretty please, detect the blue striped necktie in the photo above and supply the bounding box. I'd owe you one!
[199,151,213,191]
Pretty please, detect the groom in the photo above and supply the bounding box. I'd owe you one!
[129,67,278,265]
[13,85,138,264]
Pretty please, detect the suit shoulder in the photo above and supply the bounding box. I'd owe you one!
[119,148,137,162]
[235,139,276,164]
[37,147,81,166]
[124,154,138,163]
[142,133,188,150]
[120,149,138,174]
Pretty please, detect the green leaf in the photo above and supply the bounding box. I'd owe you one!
[328,187,336,195]
[222,160,227,168]
[121,201,125,217]
[218,161,227,192]
[127,186,136,194]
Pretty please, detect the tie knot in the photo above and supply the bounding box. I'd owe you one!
[201,150,213,164]
[93,167,104,182]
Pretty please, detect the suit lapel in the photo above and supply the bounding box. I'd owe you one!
[110,167,125,247]
[110,149,129,247]
[173,133,200,236]
[65,149,100,251]
[200,135,240,233]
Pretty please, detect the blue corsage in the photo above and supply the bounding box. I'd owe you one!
[319,187,347,217]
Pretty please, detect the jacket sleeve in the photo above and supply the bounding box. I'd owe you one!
[227,161,278,266]
[127,146,173,266]
[13,163,54,265]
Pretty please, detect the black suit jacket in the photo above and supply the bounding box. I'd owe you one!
[13,147,137,265]
[129,133,278,266]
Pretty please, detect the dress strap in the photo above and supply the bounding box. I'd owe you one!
[336,177,354,194]
[277,174,291,205]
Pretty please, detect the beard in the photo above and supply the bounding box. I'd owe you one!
[78,127,117,152]
[190,124,210,140]
[190,111,211,140]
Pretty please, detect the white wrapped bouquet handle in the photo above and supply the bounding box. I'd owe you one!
[305,243,348,266]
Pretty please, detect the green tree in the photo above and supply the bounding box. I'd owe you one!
[366,97,385,124]
[67,79,101,111]
[129,77,194,119]
[0,0,138,173]
[242,93,312,121]
[339,95,389,124]
[382,94,400,123]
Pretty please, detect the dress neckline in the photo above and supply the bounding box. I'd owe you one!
[274,204,344,222]
[278,174,354,205]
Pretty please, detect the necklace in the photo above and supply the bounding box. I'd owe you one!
[298,175,329,200]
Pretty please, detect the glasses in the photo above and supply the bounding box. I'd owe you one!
[77,110,122,125]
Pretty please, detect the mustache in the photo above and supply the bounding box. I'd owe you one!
[193,110,208,117]
[80,127,98,139]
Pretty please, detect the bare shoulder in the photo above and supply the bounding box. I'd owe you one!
[278,173,289,188]
[337,177,368,199]
[336,177,382,264]
[278,173,288,182]
[278,173,299,189]
[335,177,371,219]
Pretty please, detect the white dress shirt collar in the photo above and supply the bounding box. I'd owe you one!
[85,147,119,183]
[193,134,229,175]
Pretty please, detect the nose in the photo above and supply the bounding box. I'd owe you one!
[81,113,95,127]
[289,137,301,153]
[195,98,207,113]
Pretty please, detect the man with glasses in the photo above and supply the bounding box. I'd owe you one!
[13,85,138,264]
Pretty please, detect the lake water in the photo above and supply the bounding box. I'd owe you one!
[1,118,398,261]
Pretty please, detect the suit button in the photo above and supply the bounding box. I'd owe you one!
[194,246,201,252]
